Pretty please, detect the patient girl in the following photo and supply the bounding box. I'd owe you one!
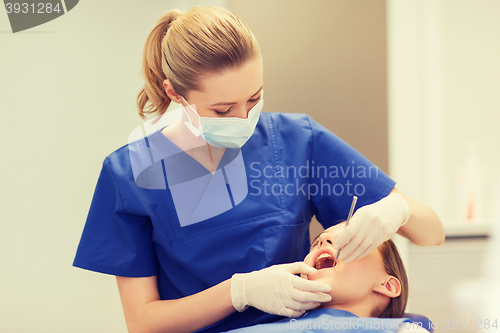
[305,222,407,318]
[224,223,429,332]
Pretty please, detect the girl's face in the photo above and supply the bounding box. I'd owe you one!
[183,58,263,119]
[303,223,399,315]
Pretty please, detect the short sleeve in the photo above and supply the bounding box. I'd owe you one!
[307,116,396,228]
[73,157,158,277]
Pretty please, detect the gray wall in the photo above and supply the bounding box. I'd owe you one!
[230,0,389,173]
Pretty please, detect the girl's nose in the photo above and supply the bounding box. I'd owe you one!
[317,232,335,247]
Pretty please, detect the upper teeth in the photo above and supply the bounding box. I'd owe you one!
[317,253,332,260]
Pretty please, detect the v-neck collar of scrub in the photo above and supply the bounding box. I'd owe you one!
[151,127,239,176]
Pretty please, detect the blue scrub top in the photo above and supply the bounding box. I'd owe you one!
[73,112,396,332]
[222,308,413,333]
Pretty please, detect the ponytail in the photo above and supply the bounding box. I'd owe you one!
[137,9,183,119]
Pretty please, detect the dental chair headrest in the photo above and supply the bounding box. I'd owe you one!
[404,313,434,333]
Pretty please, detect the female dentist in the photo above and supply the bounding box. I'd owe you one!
[73,6,444,333]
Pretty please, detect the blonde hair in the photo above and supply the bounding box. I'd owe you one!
[137,6,261,119]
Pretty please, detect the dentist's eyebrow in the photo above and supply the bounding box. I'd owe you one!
[209,86,263,106]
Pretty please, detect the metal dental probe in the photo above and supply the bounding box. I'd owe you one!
[333,196,358,266]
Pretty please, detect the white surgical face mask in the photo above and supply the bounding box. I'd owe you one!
[180,92,264,149]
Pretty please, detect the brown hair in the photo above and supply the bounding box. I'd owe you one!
[373,239,409,318]
[137,6,261,119]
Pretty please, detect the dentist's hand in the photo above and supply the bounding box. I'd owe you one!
[333,193,411,263]
[231,262,332,317]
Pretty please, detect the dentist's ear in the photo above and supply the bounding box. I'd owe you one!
[374,276,401,298]
[163,79,184,104]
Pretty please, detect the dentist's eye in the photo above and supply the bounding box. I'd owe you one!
[214,106,233,116]
[248,95,261,103]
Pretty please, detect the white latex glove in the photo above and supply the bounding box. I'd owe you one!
[333,193,411,264]
[231,262,332,317]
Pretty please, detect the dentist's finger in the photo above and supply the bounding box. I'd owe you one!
[283,299,323,312]
[285,262,318,276]
[333,222,359,250]
[336,225,366,260]
[287,286,332,303]
[331,228,343,240]
[348,242,379,264]
[290,274,332,293]
[342,236,373,264]
[279,307,305,318]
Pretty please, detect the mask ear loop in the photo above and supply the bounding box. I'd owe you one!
[179,95,215,174]
[180,95,203,137]
[206,143,215,174]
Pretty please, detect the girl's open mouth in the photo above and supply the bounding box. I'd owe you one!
[315,253,336,270]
